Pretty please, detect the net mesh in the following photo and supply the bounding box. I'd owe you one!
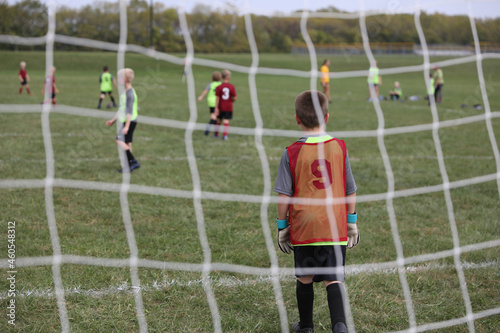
[1,0,500,332]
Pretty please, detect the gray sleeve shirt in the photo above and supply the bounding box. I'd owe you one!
[273,146,357,197]
[125,88,135,117]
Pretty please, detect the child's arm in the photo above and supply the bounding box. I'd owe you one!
[277,193,290,220]
[122,114,132,134]
[346,192,356,214]
[346,192,359,248]
[197,88,208,102]
[113,78,118,89]
[19,74,23,82]
[54,83,59,94]
[277,193,292,254]
[214,95,220,115]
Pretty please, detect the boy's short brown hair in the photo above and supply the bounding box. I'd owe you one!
[221,69,231,79]
[295,90,329,129]
[212,71,222,81]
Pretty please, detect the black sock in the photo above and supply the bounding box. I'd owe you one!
[98,98,103,107]
[110,96,116,104]
[126,150,135,165]
[327,283,346,328]
[296,280,314,329]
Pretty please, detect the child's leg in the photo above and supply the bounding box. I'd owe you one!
[205,111,217,135]
[26,84,32,95]
[296,276,315,330]
[19,84,23,94]
[214,119,221,137]
[109,93,116,107]
[98,92,105,108]
[222,119,229,139]
[52,96,57,106]
[325,281,347,332]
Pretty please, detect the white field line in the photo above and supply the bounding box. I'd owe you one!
[1,104,499,139]
[360,2,416,329]
[1,260,497,300]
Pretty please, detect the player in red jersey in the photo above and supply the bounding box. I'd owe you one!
[41,66,59,106]
[214,69,237,140]
[18,61,32,95]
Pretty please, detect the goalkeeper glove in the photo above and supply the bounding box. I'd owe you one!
[347,213,360,249]
[277,218,293,254]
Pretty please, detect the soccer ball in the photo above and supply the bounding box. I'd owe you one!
[106,103,113,109]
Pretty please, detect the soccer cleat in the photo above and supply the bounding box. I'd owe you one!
[333,322,347,333]
[222,135,228,140]
[129,160,141,172]
[292,322,314,333]
[204,130,209,136]
[113,103,117,107]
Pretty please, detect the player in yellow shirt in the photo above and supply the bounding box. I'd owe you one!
[320,59,331,103]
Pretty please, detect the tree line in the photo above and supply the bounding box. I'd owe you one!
[1,0,499,53]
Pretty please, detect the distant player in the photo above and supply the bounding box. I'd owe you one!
[18,61,32,95]
[274,90,358,333]
[320,59,331,103]
[98,66,117,109]
[389,81,402,101]
[367,60,381,101]
[106,68,140,173]
[41,66,59,106]
[427,73,435,105]
[433,65,444,104]
[214,69,237,140]
[197,71,222,136]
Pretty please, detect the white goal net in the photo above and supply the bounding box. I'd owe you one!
[1,0,499,332]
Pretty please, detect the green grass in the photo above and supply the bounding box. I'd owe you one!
[1,50,499,332]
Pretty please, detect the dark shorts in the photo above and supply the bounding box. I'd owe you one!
[51,93,56,99]
[116,121,137,144]
[217,111,233,120]
[101,91,113,95]
[21,79,27,85]
[209,107,215,114]
[294,245,346,282]
[368,83,379,87]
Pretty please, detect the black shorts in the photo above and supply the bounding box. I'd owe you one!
[217,111,233,120]
[101,91,113,95]
[209,107,215,114]
[21,79,27,85]
[368,83,379,87]
[51,93,56,99]
[294,245,346,282]
[116,121,137,144]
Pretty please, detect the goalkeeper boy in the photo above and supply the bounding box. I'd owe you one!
[105,68,140,173]
[273,90,358,333]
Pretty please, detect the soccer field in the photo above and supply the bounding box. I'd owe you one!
[1,50,499,332]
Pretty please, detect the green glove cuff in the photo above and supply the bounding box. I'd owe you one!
[276,218,289,230]
[347,213,357,224]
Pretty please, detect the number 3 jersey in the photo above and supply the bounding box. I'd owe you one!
[215,82,237,112]
[274,134,357,246]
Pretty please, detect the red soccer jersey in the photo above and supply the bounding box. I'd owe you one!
[19,69,27,79]
[45,75,55,92]
[215,82,236,112]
